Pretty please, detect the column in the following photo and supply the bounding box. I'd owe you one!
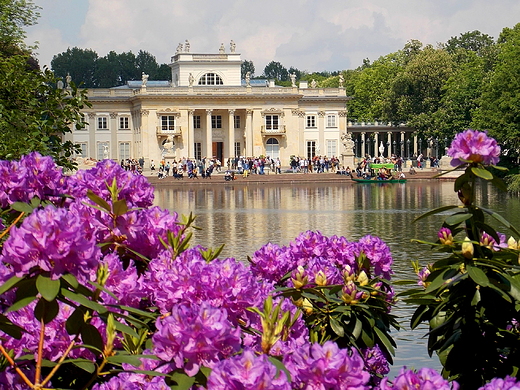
[374,132,379,157]
[110,112,118,159]
[387,131,392,158]
[88,113,96,159]
[318,111,325,156]
[414,134,418,156]
[361,132,366,157]
[228,109,235,160]
[245,109,253,157]
[187,109,195,158]
[205,109,213,158]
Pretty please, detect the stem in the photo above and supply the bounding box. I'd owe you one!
[0,343,34,388]
[80,357,108,390]
[0,211,25,240]
[35,317,45,386]
[40,336,78,388]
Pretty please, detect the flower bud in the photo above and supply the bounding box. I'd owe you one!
[462,237,474,259]
[438,227,454,246]
[291,266,308,289]
[314,270,327,286]
[356,270,369,286]
[508,236,518,250]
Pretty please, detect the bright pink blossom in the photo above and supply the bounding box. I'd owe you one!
[448,129,500,167]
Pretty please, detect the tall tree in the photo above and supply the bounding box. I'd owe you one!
[0,0,89,168]
[241,59,255,79]
[51,47,98,88]
[0,0,39,54]
[135,50,159,78]
[473,23,520,158]
[263,61,288,81]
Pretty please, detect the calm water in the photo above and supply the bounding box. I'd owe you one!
[153,180,520,375]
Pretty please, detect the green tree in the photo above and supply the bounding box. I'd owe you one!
[0,0,90,168]
[473,23,520,158]
[50,47,98,88]
[135,49,160,78]
[156,63,172,81]
[241,59,255,79]
[263,61,288,81]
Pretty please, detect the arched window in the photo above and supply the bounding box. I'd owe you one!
[266,138,280,159]
[198,73,223,85]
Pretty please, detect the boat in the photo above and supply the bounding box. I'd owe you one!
[352,177,407,183]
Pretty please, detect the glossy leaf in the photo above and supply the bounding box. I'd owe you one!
[36,275,60,301]
[61,289,107,314]
[467,265,490,287]
[0,275,23,295]
[169,370,196,390]
[471,167,493,180]
[80,324,104,356]
[86,190,111,212]
[0,314,24,339]
[112,199,128,217]
[34,298,59,324]
[445,213,472,226]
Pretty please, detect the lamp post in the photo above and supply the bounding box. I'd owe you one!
[372,138,376,157]
[400,139,404,158]
[393,140,396,156]
[354,138,358,158]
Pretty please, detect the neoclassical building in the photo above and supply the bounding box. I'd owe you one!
[69,42,352,166]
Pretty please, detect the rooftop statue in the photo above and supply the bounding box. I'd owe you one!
[230,40,236,53]
[219,43,225,54]
[185,40,190,52]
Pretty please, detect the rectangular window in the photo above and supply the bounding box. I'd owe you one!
[234,115,241,129]
[119,117,129,129]
[326,115,337,128]
[326,139,337,157]
[306,140,316,159]
[76,143,88,157]
[161,115,175,130]
[97,142,109,160]
[97,117,108,130]
[194,115,201,129]
[306,115,316,128]
[119,142,130,160]
[194,143,202,161]
[211,115,222,129]
[234,142,241,157]
[265,115,279,130]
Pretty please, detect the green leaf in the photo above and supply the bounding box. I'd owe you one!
[112,199,128,217]
[66,307,86,335]
[445,213,472,226]
[471,167,493,180]
[0,314,25,339]
[471,289,481,306]
[107,354,143,367]
[0,275,23,295]
[68,359,96,373]
[34,298,59,324]
[10,202,35,214]
[329,316,345,337]
[268,356,292,382]
[36,275,60,301]
[86,190,111,212]
[169,370,196,389]
[111,318,139,339]
[467,265,490,287]
[373,326,396,357]
[61,289,107,314]
[80,324,104,356]
[6,295,37,313]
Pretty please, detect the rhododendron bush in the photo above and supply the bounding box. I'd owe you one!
[0,129,518,390]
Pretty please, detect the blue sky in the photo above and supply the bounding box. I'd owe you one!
[26,0,520,74]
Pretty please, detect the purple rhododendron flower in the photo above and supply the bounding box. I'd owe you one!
[250,242,292,282]
[0,205,100,279]
[448,129,500,167]
[380,367,459,390]
[283,341,371,390]
[207,349,291,390]
[152,302,242,376]
[479,376,520,390]
[480,232,508,251]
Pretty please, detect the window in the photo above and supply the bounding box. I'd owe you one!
[326,115,337,128]
[198,73,223,85]
[161,115,175,130]
[97,142,109,160]
[194,143,202,161]
[234,115,241,129]
[211,115,222,129]
[76,143,88,157]
[234,142,241,157]
[193,115,201,129]
[326,139,337,157]
[306,115,316,128]
[119,142,130,160]
[119,117,129,129]
[97,117,108,130]
[265,115,279,130]
[306,140,316,159]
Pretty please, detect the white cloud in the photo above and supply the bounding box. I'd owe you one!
[27,0,520,73]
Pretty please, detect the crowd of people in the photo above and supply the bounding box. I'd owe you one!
[288,156,341,173]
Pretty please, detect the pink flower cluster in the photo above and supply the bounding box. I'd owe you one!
[448,129,501,167]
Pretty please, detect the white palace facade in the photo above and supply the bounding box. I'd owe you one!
[69,42,424,166]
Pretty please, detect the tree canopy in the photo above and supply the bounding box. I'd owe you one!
[0,0,89,168]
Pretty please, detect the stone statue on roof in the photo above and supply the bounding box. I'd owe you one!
[184,40,190,52]
[245,71,251,86]
[339,74,344,88]
[176,43,183,54]
[230,40,236,53]
[219,43,225,54]
[66,73,72,89]
[310,79,317,88]
[141,72,149,86]
[290,73,296,87]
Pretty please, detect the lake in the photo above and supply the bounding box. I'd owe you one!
[153,180,520,375]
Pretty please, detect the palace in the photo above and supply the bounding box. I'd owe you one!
[69,41,352,166]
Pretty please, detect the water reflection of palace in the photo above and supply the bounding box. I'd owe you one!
[348,122,451,161]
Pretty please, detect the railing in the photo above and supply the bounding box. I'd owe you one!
[157,126,182,136]
[261,125,286,135]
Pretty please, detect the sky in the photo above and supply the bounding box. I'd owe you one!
[25,0,520,74]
